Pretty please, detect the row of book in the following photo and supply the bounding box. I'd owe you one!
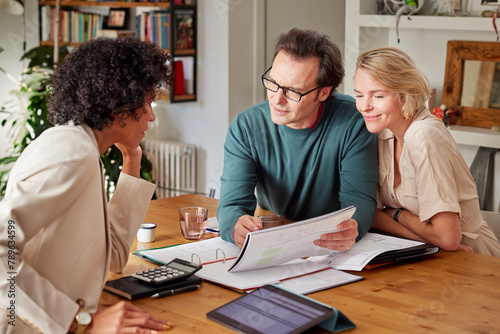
[136,10,194,51]
[40,6,194,52]
[136,11,170,50]
[72,0,198,3]
[40,6,171,49]
[82,0,197,3]
[88,0,194,3]
[41,6,106,43]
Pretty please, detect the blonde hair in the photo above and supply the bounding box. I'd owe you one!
[356,47,430,119]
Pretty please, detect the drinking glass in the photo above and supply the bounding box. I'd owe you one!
[179,207,208,240]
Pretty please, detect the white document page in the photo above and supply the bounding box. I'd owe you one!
[196,258,329,291]
[307,232,424,271]
[136,237,240,265]
[275,268,363,295]
[229,207,355,272]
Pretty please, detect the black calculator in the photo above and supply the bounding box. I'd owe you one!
[132,258,202,285]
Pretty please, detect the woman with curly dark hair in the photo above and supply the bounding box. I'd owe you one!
[0,37,173,333]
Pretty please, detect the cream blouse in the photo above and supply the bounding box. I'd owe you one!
[377,108,493,242]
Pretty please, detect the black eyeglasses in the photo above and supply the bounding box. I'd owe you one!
[261,66,320,102]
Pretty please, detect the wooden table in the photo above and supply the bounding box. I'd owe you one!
[99,194,500,333]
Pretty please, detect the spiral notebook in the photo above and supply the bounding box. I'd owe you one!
[228,206,356,272]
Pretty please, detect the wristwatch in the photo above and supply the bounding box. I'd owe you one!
[74,299,91,334]
[393,208,404,222]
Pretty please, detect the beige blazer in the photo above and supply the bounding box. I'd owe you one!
[0,125,156,333]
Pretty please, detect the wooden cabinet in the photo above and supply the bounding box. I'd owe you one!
[38,1,197,103]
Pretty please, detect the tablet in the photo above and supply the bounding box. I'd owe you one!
[207,284,335,334]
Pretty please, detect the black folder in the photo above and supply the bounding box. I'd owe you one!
[104,275,202,300]
[368,244,440,265]
[366,229,440,266]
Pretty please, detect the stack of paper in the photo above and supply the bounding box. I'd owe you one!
[135,238,363,293]
[135,206,437,294]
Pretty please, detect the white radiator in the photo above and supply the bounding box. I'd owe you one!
[141,138,196,198]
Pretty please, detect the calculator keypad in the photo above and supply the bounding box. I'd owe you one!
[132,266,186,285]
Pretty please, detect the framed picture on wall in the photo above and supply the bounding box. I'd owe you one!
[174,10,195,50]
[107,9,127,29]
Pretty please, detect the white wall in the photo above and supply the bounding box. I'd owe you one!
[228,0,266,124]
[148,0,230,197]
[265,0,345,95]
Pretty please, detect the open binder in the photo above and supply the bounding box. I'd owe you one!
[132,208,363,292]
[134,239,359,292]
[133,208,439,293]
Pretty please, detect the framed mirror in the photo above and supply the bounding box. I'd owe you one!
[442,40,500,129]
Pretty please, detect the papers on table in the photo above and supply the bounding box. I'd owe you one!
[307,232,426,271]
[275,268,363,295]
[134,216,436,294]
[134,236,363,293]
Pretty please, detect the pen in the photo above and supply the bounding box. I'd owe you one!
[206,228,219,234]
[151,284,200,298]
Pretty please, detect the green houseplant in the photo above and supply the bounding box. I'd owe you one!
[0,45,153,198]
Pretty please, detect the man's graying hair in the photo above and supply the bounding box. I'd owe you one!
[273,28,344,100]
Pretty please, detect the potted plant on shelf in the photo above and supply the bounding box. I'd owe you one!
[0,45,153,198]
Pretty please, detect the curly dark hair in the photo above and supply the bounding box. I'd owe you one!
[273,28,344,100]
[49,37,172,130]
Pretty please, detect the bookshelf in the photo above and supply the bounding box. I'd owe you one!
[38,0,197,103]
[169,0,196,103]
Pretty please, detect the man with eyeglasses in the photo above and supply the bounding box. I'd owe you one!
[217,28,378,251]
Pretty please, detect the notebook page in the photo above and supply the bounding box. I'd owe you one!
[229,207,356,272]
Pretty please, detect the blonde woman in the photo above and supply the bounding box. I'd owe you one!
[354,47,500,257]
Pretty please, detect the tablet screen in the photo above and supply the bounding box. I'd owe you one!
[207,285,334,334]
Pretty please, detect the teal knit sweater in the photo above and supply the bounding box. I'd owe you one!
[217,94,378,243]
